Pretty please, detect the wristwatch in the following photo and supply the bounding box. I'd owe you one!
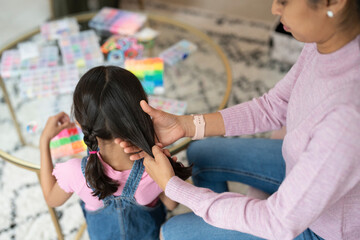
[191,114,205,140]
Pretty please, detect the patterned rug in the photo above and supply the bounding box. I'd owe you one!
[0,1,294,239]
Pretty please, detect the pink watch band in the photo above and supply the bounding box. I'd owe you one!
[192,114,205,140]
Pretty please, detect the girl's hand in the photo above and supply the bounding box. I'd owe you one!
[40,112,74,144]
[143,145,175,190]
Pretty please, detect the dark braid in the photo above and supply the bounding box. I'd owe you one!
[82,127,118,199]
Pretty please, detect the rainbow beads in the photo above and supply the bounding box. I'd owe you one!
[50,127,87,159]
[125,57,164,95]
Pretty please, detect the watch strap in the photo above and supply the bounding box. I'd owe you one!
[191,114,205,140]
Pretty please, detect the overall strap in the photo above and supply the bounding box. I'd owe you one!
[81,156,88,177]
[121,159,145,198]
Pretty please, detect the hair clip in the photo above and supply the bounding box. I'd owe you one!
[89,151,98,155]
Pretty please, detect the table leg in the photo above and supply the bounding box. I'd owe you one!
[0,77,26,145]
[74,222,87,240]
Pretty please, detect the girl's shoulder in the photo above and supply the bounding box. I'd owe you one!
[53,158,85,193]
[55,157,83,173]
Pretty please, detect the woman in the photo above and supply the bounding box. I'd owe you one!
[121,0,360,239]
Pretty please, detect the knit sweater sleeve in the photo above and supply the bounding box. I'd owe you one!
[166,106,360,239]
[219,44,311,136]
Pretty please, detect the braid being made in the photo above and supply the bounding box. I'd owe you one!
[83,127,118,199]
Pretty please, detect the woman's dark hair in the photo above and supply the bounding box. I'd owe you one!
[72,66,192,200]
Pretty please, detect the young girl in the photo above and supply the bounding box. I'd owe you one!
[39,66,192,240]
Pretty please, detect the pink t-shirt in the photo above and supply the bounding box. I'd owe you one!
[53,154,163,211]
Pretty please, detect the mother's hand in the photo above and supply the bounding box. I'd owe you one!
[140,100,186,146]
[143,145,175,191]
[115,99,189,160]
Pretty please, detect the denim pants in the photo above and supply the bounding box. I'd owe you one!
[161,137,324,240]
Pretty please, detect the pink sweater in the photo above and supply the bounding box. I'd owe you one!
[165,35,360,240]
[53,153,162,211]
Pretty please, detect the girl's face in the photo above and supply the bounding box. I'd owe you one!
[272,0,334,44]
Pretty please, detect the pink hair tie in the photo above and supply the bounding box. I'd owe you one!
[89,151,98,154]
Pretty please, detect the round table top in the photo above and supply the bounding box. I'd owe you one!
[0,11,232,171]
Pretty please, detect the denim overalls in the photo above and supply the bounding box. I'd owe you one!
[80,157,166,240]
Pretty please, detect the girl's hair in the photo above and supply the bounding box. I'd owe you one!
[72,66,192,200]
[308,0,360,29]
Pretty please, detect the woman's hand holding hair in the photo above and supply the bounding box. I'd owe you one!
[140,100,192,146]
[143,145,176,191]
[116,100,194,160]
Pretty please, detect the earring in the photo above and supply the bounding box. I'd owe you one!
[327,10,334,18]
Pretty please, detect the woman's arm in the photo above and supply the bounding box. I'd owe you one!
[39,112,73,207]
[141,101,226,143]
[219,45,312,137]
[175,112,226,138]
[164,106,360,239]
[119,102,225,160]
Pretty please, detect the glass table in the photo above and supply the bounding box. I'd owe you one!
[0,11,232,240]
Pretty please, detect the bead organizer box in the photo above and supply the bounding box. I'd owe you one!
[59,30,104,69]
[50,127,87,159]
[0,50,21,78]
[19,65,79,99]
[0,46,59,79]
[89,7,147,36]
[20,46,59,70]
[41,17,80,41]
[159,39,197,66]
[125,57,164,95]
[149,96,187,115]
[18,42,40,61]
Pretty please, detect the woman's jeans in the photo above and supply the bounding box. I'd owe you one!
[161,137,324,240]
